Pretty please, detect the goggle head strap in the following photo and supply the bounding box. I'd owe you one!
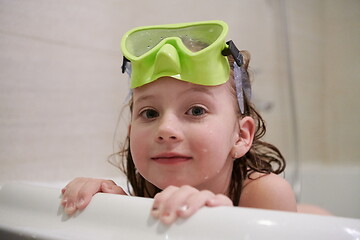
[121,56,133,104]
[222,40,244,66]
[222,40,251,114]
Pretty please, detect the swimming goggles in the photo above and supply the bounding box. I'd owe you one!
[121,20,251,113]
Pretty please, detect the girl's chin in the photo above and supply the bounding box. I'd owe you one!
[154,181,192,190]
[154,179,209,191]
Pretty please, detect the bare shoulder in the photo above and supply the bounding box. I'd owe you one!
[239,173,297,212]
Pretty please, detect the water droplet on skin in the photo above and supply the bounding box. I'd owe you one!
[206,126,213,135]
[202,148,208,153]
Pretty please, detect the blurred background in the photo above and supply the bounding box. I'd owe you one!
[0,0,359,218]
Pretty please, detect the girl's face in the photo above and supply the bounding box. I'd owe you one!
[130,77,241,194]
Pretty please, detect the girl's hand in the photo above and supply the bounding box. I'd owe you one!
[151,185,233,224]
[61,178,126,215]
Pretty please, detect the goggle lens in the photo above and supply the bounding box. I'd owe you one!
[125,24,224,57]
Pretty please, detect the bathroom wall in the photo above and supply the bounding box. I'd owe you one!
[286,0,360,166]
[0,0,359,216]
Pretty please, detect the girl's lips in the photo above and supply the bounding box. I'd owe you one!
[151,153,192,164]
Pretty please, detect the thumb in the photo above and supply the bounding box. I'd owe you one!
[206,194,233,207]
[100,181,126,195]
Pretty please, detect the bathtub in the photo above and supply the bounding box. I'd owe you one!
[287,163,360,219]
[0,182,359,240]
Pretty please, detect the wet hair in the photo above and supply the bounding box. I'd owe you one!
[112,51,286,204]
[227,52,285,205]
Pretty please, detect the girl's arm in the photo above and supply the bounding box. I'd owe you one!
[61,178,126,215]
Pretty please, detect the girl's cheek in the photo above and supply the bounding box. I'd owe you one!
[130,129,150,157]
[129,133,139,157]
[201,148,209,154]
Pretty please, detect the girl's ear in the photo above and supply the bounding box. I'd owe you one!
[231,116,255,158]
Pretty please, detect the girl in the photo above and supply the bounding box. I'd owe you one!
[61,21,297,224]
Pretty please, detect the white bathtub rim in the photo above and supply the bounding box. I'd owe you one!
[0,182,359,240]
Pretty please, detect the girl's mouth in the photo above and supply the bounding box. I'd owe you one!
[151,153,192,164]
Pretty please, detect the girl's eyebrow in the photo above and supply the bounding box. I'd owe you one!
[182,85,215,98]
[134,85,215,105]
[133,95,156,106]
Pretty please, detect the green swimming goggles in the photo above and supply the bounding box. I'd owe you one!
[121,20,250,113]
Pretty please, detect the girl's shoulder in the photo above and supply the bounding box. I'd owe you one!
[239,172,297,212]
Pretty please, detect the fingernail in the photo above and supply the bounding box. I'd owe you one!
[160,212,175,224]
[64,202,75,215]
[76,198,85,208]
[162,211,170,217]
[151,206,160,218]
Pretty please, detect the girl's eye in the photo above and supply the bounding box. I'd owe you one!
[186,106,207,116]
[140,109,159,119]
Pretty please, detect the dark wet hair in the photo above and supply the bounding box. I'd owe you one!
[112,52,286,205]
[227,52,285,205]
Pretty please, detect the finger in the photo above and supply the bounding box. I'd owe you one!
[61,178,82,196]
[61,178,87,211]
[64,201,77,215]
[62,179,86,215]
[206,194,233,207]
[151,186,179,219]
[61,184,72,206]
[158,186,198,224]
[176,190,215,218]
[62,178,99,214]
[100,181,126,195]
[75,179,106,210]
[61,181,72,194]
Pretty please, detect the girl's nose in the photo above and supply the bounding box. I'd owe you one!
[157,134,177,141]
[156,114,183,143]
